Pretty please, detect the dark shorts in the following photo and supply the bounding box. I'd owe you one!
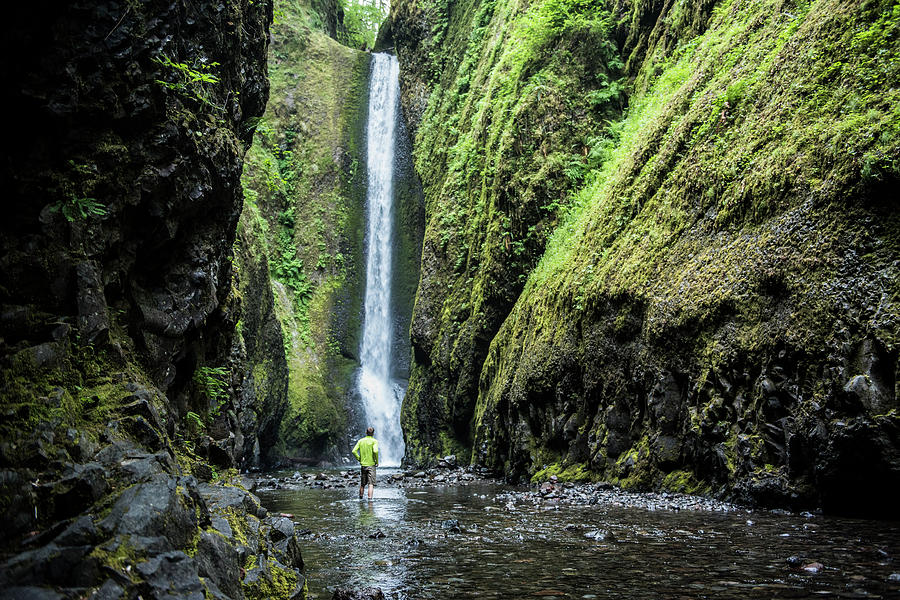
[360,466,376,487]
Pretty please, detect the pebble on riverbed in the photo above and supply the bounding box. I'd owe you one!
[254,467,749,514]
[496,481,748,513]
[254,465,493,492]
[332,587,385,600]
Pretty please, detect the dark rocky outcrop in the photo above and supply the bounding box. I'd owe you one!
[1,441,307,598]
[2,0,277,465]
[0,0,312,596]
[389,0,900,515]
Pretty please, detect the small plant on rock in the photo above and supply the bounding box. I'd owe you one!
[51,195,107,222]
[193,365,230,418]
[154,54,222,110]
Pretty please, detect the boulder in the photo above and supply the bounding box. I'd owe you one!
[194,531,242,599]
[0,544,99,588]
[135,551,205,599]
[98,475,205,549]
[437,455,457,468]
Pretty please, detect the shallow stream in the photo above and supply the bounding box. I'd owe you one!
[256,468,900,599]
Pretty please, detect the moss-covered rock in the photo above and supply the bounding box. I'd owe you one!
[238,0,373,462]
[393,0,900,514]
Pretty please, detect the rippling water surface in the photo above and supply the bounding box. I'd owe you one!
[256,469,900,599]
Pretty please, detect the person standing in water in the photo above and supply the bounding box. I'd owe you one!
[352,427,379,500]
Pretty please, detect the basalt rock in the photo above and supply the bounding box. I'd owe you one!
[0,448,308,597]
[1,0,277,468]
[332,588,386,600]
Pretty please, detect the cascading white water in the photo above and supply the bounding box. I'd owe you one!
[357,53,405,466]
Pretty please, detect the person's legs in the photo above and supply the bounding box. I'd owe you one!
[369,466,376,499]
[358,467,365,499]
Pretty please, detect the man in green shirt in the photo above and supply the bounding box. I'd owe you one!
[352,427,379,500]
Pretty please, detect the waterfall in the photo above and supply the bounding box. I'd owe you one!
[357,53,405,467]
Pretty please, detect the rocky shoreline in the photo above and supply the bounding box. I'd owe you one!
[254,461,757,515]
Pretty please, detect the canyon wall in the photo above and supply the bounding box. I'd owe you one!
[0,0,315,596]
[238,0,372,463]
[389,0,900,515]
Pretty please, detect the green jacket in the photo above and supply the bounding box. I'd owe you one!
[352,435,379,467]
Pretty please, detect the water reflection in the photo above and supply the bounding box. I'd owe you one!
[257,471,900,599]
[357,500,377,529]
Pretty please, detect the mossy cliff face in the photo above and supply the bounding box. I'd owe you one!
[239,0,372,462]
[390,0,630,464]
[0,1,307,596]
[233,206,291,469]
[1,0,278,469]
[391,0,900,514]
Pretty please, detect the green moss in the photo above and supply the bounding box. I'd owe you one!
[439,430,472,464]
[242,556,305,600]
[238,0,373,459]
[660,469,710,495]
[402,0,630,457]
[606,435,653,491]
[184,528,202,558]
[531,461,596,483]
[88,536,145,582]
[0,322,166,457]
[439,0,900,497]
[220,507,253,549]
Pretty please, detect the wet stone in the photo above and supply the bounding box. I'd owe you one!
[53,515,98,546]
[1,543,99,588]
[0,587,66,600]
[332,588,385,600]
[267,516,294,542]
[90,579,126,600]
[801,562,824,573]
[194,531,242,598]
[210,516,233,538]
[441,519,461,533]
[198,481,267,519]
[135,551,204,599]
[98,474,201,549]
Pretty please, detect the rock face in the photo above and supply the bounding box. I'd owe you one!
[389,0,900,515]
[233,198,291,470]
[0,441,307,598]
[2,0,276,465]
[237,0,424,463]
[238,2,373,462]
[0,0,311,596]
